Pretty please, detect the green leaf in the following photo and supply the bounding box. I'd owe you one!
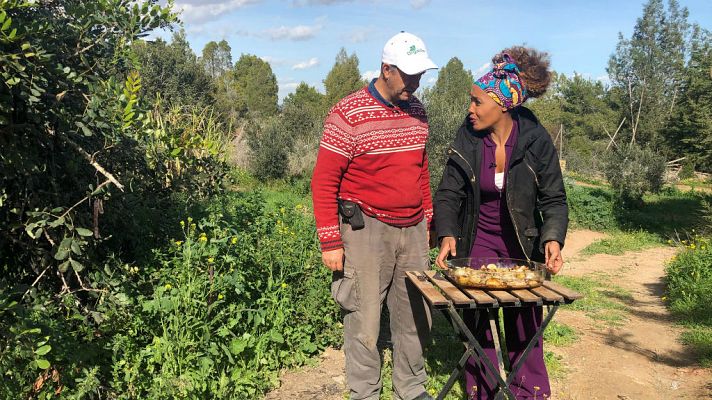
[269,331,284,344]
[58,260,70,273]
[8,28,16,39]
[70,259,84,272]
[1,17,11,32]
[54,248,69,261]
[75,121,92,137]
[70,239,81,255]
[35,359,50,370]
[21,42,30,50]
[51,207,63,213]
[76,227,93,237]
[35,345,51,356]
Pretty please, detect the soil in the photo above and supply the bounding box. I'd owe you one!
[264,230,712,400]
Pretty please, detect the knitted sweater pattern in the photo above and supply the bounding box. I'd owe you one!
[311,87,433,251]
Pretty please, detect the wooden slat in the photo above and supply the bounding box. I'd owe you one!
[543,281,584,302]
[424,270,474,306]
[510,289,543,305]
[463,288,498,306]
[529,285,564,303]
[485,290,521,306]
[405,271,450,308]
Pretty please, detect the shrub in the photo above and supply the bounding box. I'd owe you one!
[565,181,617,230]
[245,117,292,180]
[603,143,666,207]
[665,235,712,365]
[1,190,340,399]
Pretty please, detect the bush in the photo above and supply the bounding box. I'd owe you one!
[603,143,666,207]
[564,136,608,177]
[565,180,617,230]
[245,117,292,180]
[665,235,712,365]
[679,160,696,180]
[1,189,340,398]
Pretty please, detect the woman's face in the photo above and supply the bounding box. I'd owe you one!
[468,85,505,131]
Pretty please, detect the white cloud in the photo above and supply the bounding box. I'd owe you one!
[474,62,491,76]
[344,27,376,43]
[292,0,354,6]
[292,57,320,70]
[410,0,430,9]
[260,56,287,66]
[596,74,611,85]
[174,0,260,24]
[263,24,322,41]
[427,76,436,84]
[362,70,380,81]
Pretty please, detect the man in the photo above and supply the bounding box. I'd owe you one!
[311,31,437,400]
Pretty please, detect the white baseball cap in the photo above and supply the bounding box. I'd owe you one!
[381,31,438,75]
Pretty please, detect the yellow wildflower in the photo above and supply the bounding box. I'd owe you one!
[165,284,172,290]
[231,237,238,245]
[218,294,224,300]
[281,282,287,288]
[208,257,214,263]
[175,240,183,246]
[180,220,185,227]
[187,217,193,223]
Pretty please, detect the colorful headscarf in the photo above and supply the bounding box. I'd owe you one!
[474,53,527,109]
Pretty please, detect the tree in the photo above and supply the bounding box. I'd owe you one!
[421,57,473,189]
[133,30,214,107]
[282,82,327,175]
[666,29,712,172]
[607,0,692,148]
[233,54,278,117]
[201,39,232,79]
[323,48,365,108]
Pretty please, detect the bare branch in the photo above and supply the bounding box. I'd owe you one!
[50,129,124,191]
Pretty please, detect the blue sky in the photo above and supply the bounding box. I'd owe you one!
[165,0,712,100]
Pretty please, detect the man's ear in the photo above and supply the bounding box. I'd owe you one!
[381,63,393,80]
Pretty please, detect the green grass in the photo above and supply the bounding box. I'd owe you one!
[544,351,566,380]
[580,230,662,256]
[680,324,712,367]
[554,274,631,327]
[543,321,578,346]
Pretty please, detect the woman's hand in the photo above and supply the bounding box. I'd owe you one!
[544,241,563,274]
[435,236,457,269]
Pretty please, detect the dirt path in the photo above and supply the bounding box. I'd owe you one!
[265,230,711,400]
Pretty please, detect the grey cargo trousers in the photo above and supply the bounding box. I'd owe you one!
[331,214,432,400]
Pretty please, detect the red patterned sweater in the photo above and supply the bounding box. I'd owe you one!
[311,86,433,251]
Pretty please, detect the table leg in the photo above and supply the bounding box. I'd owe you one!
[504,305,560,389]
[436,306,515,400]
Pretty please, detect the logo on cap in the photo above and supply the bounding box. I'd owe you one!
[407,45,425,56]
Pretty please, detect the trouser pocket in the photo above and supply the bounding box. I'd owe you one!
[331,270,360,312]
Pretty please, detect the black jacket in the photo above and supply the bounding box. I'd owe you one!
[433,107,568,262]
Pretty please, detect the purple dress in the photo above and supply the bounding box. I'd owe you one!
[464,120,551,400]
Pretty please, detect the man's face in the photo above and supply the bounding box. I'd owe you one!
[383,64,423,102]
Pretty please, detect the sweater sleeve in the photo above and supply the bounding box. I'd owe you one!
[420,151,434,230]
[311,111,355,251]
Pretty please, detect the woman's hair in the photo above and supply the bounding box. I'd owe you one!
[502,46,551,99]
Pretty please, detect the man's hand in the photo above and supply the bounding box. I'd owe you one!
[544,241,563,274]
[435,236,457,269]
[322,248,344,271]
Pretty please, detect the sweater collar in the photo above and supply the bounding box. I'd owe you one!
[368,78,410,109]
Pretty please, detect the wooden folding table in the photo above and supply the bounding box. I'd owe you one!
[406,270,582,400]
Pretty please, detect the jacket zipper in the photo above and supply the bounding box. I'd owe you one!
[448,147,476,184]
[524,160,539,187]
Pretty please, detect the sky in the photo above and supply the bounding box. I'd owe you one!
[160,0,712,101]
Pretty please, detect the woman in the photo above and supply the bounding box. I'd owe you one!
[433,47,568,399]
